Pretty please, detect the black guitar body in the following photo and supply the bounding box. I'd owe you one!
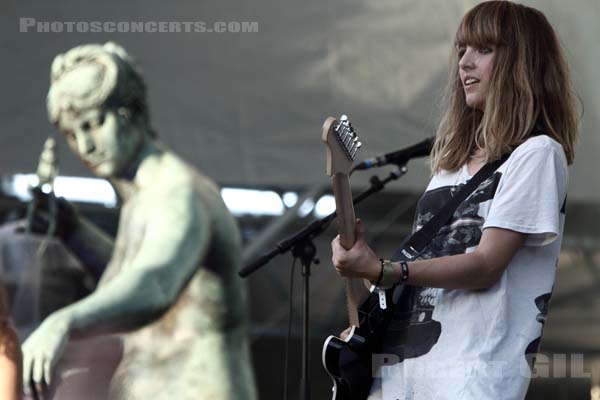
[321,285,413,400]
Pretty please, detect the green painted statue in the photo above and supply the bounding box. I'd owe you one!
[21,42,257,400]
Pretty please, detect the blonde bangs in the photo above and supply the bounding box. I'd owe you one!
[455,3,507,49]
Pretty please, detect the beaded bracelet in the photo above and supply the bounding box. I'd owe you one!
[375,259,385,287]
[379,259,396,288]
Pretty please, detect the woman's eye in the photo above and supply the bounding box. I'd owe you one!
[457,48,466,58]
[479,47,493,54]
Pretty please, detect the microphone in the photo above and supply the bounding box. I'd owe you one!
[353,137,434,170]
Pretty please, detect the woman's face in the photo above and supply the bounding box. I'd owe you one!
[457,45,496,110]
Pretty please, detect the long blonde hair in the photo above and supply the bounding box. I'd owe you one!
[431,1,579,173]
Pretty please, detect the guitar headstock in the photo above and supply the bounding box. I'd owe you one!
[321,115,362,176]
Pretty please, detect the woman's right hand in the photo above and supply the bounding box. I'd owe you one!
[331,219,380,282]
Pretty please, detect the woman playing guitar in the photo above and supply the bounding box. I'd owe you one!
[331,2,579,399]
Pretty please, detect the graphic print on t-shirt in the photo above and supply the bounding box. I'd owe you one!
[384,172,502,361]
[525,198,565,369]
[524,292,552,370]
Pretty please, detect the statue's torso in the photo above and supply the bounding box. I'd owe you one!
[99,154,255,400]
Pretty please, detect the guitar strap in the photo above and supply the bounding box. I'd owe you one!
[393,152,511,262]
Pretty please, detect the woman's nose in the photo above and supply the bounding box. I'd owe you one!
[459,48,475,70]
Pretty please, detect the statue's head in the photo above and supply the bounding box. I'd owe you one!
[47,42,153,178]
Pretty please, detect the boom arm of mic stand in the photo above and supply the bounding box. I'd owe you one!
[238,163,409,278]
[238,215,336,277]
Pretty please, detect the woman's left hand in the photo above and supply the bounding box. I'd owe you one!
[331,219,380,282]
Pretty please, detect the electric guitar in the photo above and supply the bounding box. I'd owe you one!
[320,115,412,400]
[320,115,364,325]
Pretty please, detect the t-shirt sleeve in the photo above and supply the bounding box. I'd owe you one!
[482,144,568,246]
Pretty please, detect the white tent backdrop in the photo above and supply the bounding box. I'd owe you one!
[1,0,598,201]
[1,1,599,396]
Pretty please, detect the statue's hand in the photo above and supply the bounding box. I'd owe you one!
[22,312,71,396]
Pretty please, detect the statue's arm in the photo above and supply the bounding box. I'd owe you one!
[61,187,210,336]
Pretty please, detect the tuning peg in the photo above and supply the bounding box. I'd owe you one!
[351,141,362,158]
[340,115,352,129]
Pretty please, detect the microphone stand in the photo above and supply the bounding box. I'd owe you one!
[239,163,409,400]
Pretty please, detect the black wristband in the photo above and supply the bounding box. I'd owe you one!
[399,260,409,283]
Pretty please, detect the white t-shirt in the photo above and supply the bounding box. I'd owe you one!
[370,135,568,400]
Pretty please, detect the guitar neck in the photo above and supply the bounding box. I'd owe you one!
[332,173,356,249]
[332,172,363,327]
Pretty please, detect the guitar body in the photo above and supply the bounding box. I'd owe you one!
[322,284,413,400]
[322,334,372,400]
[322,293,384,400]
